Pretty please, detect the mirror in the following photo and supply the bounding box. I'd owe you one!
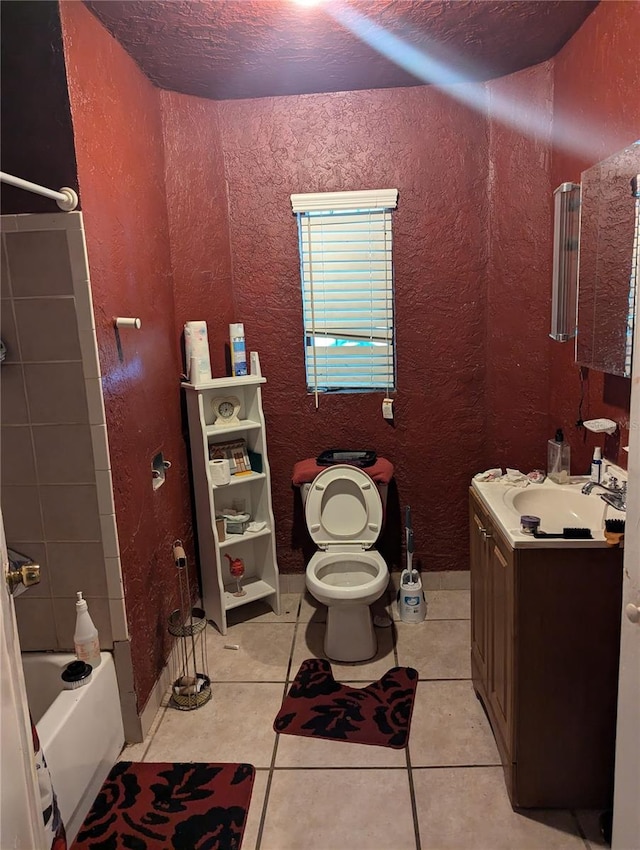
[576,141,640,377]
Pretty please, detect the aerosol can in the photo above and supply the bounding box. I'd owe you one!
[397,507,426,623]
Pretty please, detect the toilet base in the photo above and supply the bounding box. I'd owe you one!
[325,604,377,662]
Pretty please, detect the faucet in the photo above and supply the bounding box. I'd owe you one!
[581,477,627,511]
[6,548,41,596]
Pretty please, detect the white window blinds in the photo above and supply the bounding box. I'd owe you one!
[291,189,398,395]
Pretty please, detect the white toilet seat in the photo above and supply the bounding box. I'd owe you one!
[304,464,382,549]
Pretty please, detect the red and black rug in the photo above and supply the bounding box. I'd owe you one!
[274,658,418,749]
[70,761,254,850]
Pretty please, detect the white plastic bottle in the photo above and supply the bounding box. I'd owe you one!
[229,323,247,377]
[590,447,602,483]
[398,569,427,623]
[74,591,101,669]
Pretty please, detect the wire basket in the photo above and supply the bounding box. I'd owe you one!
[168,607,207,637]
[168,542,211,711]
[170,673,212,711]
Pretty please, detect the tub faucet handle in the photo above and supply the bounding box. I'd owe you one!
[6,562,40,593]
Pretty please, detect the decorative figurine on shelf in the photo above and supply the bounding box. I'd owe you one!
[225,554,246,597]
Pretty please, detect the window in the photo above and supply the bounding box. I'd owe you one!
[291,189,398,397]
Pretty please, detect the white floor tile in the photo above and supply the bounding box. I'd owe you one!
[413,767,584,849]
[144,682,284,768]
[396,619,471,679]
[408,680,499,767]
[276,729,406,768]
[225,593,300,626]
[204,622,295,681]
[261,769,416,850]
[298,591,326,623]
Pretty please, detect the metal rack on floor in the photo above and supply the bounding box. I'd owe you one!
[168,540,211,710]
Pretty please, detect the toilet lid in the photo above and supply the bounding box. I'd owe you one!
[305,464,383,549]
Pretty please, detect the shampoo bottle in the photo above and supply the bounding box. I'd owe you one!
[547,428,571,484]
[74,591,101,669]
[590,447,602,483]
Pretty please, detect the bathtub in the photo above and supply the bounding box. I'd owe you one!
[21,652,125,843]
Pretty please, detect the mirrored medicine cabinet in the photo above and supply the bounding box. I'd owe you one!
[576,141,640,378]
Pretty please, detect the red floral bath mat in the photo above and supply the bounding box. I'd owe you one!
[274,658,418,748]
[70,761,254,850]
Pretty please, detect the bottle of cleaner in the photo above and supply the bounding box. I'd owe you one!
[590,447,602,483]
[547,428,571,484]
[398,568,427,623]
[229,323,247,377]
[74,591,101,669]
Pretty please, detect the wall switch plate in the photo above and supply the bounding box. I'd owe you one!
[382,398,394,420]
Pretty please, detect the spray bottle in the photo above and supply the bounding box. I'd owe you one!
[229,323,247,377]
[397,507,426,623]
[74,591,101,669]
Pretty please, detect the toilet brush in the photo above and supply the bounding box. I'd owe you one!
[401,506,413,585]
[407,528,414,577]
[405,506,417,580]
[398,506,426,623]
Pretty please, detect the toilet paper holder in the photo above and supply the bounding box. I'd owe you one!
[152,453,172,490]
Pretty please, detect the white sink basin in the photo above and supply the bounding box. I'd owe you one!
[504,487,606,533]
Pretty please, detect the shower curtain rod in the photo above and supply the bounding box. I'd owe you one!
[0,171,78,211]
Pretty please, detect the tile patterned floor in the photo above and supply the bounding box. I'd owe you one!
[122,589,605,849]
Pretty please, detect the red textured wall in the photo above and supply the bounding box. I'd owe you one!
[217,87,490,573]
[549,0,640,474]
[485,63,554,472]
[159,91,235,378]
[14,0,634,721]
[60,2,194,709]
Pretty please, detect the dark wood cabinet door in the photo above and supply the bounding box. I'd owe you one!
[469,496,490,687]
[488,538,514,757]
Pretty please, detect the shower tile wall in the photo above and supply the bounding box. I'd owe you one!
[0,212,126,652]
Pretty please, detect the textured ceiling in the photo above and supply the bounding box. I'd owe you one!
[84,0,598,101]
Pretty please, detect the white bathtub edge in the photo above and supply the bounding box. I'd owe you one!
[25,652,124,844]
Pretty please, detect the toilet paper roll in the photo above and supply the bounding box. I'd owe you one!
[210,458,231,486]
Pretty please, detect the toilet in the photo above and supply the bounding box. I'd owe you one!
[303,464,389,662]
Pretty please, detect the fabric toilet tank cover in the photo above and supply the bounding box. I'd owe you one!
[292,457,394,487]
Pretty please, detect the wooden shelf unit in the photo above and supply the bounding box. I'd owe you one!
[182,356,280,634]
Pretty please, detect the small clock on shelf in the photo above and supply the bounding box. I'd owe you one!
[211,396,241,427]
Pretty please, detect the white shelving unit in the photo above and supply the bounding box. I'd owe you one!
[182,353,280,634]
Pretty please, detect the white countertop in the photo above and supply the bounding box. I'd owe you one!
[470,476,623,549]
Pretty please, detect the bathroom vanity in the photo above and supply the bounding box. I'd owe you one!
[469,483,623,809]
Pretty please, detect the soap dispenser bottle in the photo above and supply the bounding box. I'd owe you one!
[74,591,101,669]
[548,428,571,484]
